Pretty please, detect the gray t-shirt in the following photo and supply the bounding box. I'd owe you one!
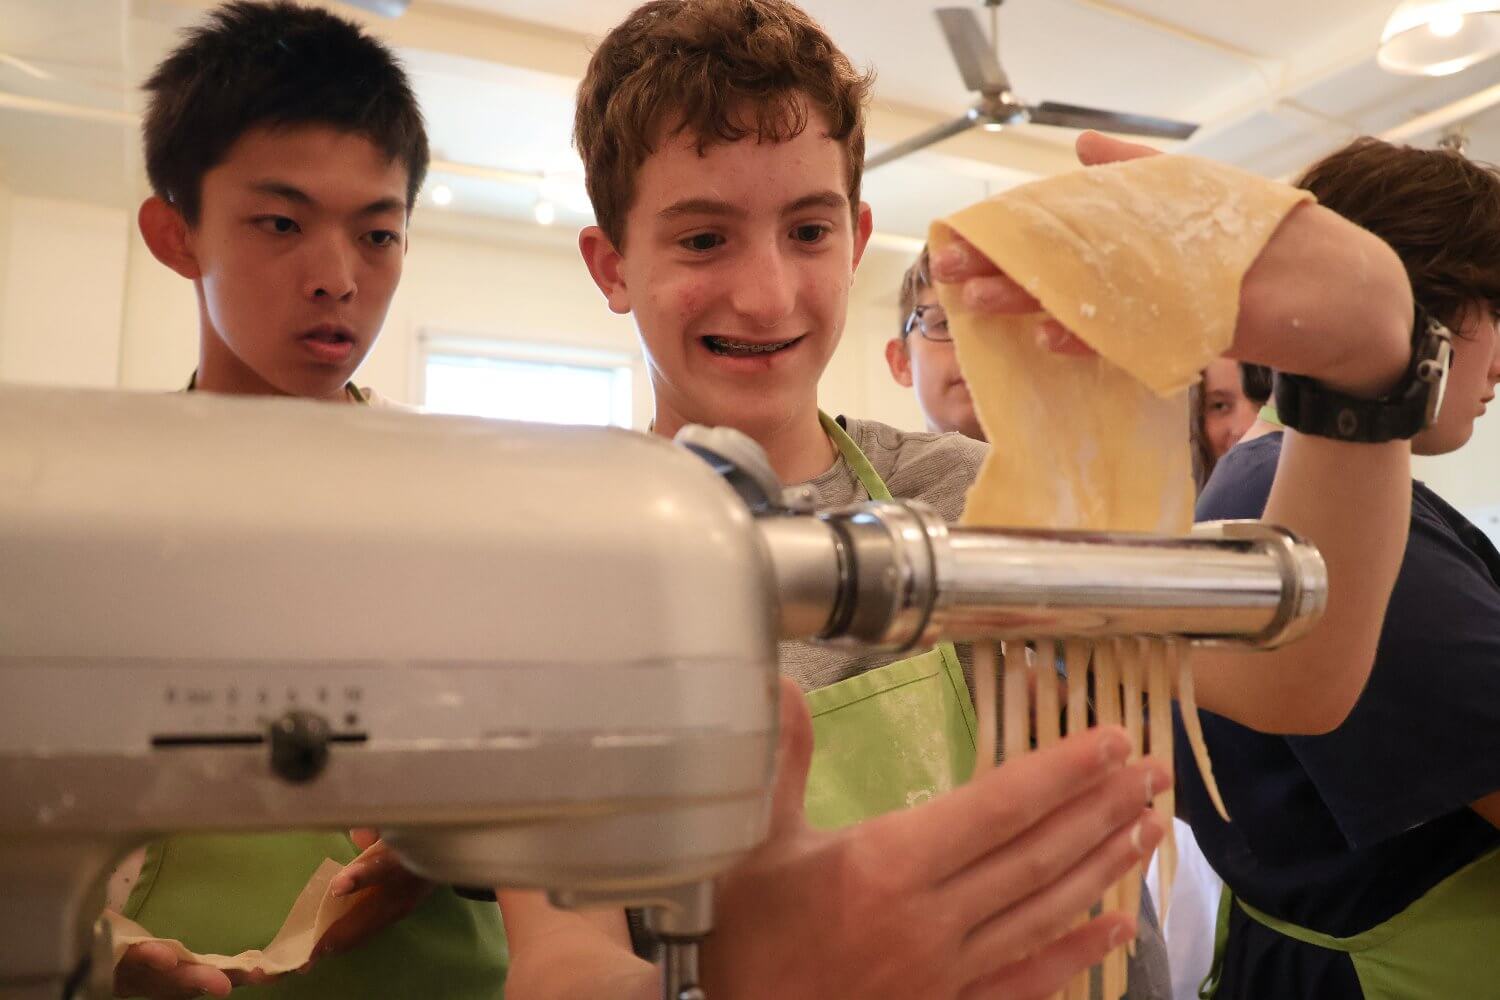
[778,416,987,692]
[777,415,1171,1000]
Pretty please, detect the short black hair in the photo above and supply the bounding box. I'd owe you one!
[142,0,429,224]
[1240,362,1272,405]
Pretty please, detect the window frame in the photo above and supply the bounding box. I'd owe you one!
[414,328,637,429]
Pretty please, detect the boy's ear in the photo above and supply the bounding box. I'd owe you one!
[579,226,631,315]
[138,197,201,281]
[851,201,875,272]
[885,337,914,387]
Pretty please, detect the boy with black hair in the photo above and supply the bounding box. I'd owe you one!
[107,3,507,997]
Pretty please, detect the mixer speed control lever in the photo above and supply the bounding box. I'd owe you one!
[269,710,332,783]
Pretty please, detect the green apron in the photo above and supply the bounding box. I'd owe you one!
[123,833,507,998]
[1200,849,1500,999]
[125,379,508,997]
[801,414,979,830]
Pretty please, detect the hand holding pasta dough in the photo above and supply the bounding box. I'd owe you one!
[933,132,1412,401]
[112,943,247,1000]
[934,132,1413,737]
[317,829,437,961]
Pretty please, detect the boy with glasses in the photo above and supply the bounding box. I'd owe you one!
[886,245,985,441]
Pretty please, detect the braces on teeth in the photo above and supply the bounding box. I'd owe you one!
[707,337,796,354]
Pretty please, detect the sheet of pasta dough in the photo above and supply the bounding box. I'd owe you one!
[930,155,1311,531]
[103,858,360,976]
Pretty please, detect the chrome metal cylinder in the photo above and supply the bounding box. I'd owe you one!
[754,517,842,639]
[643,882,713,1000]
[917,518,1325,648]
[759,502,1327,651]
[662,942,704,1000]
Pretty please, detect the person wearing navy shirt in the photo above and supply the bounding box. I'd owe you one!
[1182,138,1500,999]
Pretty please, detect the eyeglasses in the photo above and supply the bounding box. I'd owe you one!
[903,304,952,343]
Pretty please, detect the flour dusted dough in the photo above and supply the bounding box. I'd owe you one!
[104,858,360,977]
[932,154,1311,534]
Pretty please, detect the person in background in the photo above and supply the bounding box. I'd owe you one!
[1185,137,1500,999]
[1191,357,1261,489]
[885,244,985,440]
[107,4,508,997]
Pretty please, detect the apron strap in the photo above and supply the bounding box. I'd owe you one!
[819,411,893,502]
[814,410,976,746]
[1198,884,1233,998]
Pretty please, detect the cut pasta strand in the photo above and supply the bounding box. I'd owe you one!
[974,641,997,773]
[1172,638,1229,821]
[1003,641,1031,765]
[1147,637,1177,926]
[1119,639,1145,958]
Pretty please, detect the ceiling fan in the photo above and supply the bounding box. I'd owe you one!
[866,1,1199,169]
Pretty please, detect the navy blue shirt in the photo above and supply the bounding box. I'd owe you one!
[1178,431,1500,998]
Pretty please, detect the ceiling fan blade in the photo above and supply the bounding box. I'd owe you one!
[935,8,1011,96]
[865,110,981,169]
[1027,101,1198,140]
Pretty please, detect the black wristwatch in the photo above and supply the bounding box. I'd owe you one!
[1272,304,1452,442]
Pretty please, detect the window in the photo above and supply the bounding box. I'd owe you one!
[419,333,634,428]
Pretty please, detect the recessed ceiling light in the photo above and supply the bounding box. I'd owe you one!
[1431,11,1467,34]
[534,201,556,226]
[430,184,454,207]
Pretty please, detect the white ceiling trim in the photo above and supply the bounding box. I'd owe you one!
[1381,77,1500,141]
[0,89,133,125]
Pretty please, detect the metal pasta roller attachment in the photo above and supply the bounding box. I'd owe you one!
[678,425,1328,652]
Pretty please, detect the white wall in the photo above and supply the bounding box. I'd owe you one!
[9,194,926,434]
[0,180,11,347]
[0,195,129,388]
[373,222,647,423]
[1415,413,1500,513]
[117,224,196,391]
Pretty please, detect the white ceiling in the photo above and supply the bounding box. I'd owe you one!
[1,0,1499,241]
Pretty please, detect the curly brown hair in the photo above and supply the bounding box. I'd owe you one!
[573,0,873,250]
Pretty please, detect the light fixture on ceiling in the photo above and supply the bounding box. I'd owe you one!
[533,201,556,226]
[430,184,454,207]
[1379,1,1500,76]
